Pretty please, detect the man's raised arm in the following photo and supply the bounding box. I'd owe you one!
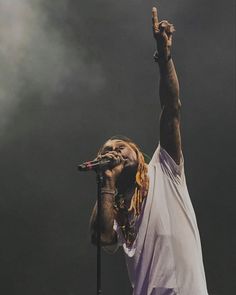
[152,7,182,164]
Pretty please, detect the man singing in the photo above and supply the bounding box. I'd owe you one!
[89,7,209,295]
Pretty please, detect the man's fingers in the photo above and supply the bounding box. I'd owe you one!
[152,7,159,32]
[169,24,175,33]
[159,21,175,35]
[152,7,159,24]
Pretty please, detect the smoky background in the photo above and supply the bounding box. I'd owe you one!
[0,0,235,294]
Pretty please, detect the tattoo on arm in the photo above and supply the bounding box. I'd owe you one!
[89,195,117,246]
[158,59,182,164]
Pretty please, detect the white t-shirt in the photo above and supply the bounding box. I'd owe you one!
[109,144,209,295]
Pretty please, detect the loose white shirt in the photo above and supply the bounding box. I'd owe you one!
[111,144,209,295]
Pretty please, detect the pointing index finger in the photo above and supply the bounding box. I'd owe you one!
[152,7,159,32]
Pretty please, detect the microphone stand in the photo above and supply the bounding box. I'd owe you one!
[96,170,103,295]
[78,159,119,294]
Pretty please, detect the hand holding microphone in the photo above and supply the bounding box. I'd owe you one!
[78,151,126,183]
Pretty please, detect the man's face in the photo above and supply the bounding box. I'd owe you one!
[100,139,138,167]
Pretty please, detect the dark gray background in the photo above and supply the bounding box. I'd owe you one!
[0,0,235,294]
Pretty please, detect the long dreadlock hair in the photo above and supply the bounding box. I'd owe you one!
[102,135,150,217]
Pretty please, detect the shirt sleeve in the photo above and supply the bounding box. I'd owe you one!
[159,144,184,176]
[149,143,185,182]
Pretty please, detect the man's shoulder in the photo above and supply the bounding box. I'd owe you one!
[148,143,185,182]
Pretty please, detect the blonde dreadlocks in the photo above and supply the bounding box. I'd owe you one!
[125,141,149,217]
[104,136,149,216]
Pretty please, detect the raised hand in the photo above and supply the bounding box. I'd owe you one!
[152,7,175,59]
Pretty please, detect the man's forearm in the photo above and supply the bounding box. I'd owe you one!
[90,189,116,245]
[158,57,180,109]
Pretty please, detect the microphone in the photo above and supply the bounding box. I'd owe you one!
[78,157,121,172]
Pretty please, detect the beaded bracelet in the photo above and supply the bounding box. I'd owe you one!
[101,189,117,196]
